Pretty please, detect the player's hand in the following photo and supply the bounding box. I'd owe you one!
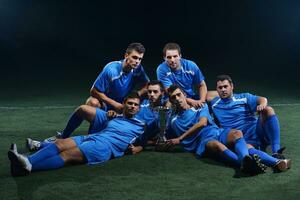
[166,138,181,145]
[107,110,118,119]
[188,99,205,109]
[114,103,124,113]
[257,104,266,112]
[128,144,143,155]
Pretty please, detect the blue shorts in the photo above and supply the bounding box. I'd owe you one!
[195,127,231,157]
[241,118,266,148]
[88,108,107,134]
[72,135,112,165]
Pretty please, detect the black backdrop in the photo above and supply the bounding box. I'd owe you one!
[1,0,300,89]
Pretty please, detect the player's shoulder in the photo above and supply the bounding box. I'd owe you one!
[181,58,198,69]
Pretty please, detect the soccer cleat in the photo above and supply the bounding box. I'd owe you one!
[26,138,42,151]
[10,143,17,152]
[43,131,63,143]
[273,159,291,173]
[272,147,286,159]
[8,144,32,176]
[241,154,267,175]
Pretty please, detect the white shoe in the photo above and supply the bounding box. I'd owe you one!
[43,131,63,143]
[26,138,41,151]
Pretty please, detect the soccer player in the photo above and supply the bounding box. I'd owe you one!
[8,93,145,176]
[207,75,289,160]
[86,42,150,112]
[156,43,207,108]
[166,85,290,174]
[26,81,166,154]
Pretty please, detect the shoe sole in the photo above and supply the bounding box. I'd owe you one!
[276,159,291,172]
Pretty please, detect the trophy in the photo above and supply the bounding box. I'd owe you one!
[153,106,171,151]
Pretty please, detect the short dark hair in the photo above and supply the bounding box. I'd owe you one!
[123,91,141,104]
[126,43,145,54]
[167,84,184,95]
[163,43,181,57]
[216,74,233,85]
[147,80,164,92]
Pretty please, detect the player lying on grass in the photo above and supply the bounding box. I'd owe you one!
[8,93,145,176]
[206,74,290,161]
[26,80,167,154]
[165,85,291,175]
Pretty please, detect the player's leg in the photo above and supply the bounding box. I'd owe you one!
[8,138,78,176]
[59,105,96,138]
[86,96,102,107]
[205,140,239,166]
[226,129,249,162]
[248,147,291,172]
[259,106,281,154]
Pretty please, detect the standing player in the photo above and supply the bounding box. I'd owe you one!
[8,93,145,176]
[157,43,207,108]
[207,74,290,162]
[87,42,150,112]
[166,85,290,174]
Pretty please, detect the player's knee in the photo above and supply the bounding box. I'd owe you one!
[86,97,100,107]
[54,139,66,151]
[207,141,224,153]
[232,129,243,139]
[77,105,90,115]
[264,106,275,115]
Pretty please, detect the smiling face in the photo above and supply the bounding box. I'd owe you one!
[216,80,234,99]
[123,97,140,118]
[164,49,181,70]
[124,50,144,70]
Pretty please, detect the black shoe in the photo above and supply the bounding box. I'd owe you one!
[7,145,31,176]
[272,147,286,159]
[241,154,267,175]
[273,159,291,173]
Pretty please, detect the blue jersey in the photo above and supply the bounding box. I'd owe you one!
[170,105,219,153]
[92,116,145,157]
[156,58,205,98]
[92,60,149,105]
[210,93,258,130]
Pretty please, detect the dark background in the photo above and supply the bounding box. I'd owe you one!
[1,0,300,92]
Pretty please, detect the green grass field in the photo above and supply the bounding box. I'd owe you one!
[1,81,300,200]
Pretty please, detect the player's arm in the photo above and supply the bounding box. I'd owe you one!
[256,96,268,112]
[90,87,123,112]
[137,82,148,98]
[167,117,208,145]
[186,80,207,108]
[206,90,219,102]
[127,144,143,155]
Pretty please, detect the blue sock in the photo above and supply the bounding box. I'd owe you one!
[264,115,281,153]
[234,137,249,162]
[32,155,65,171]
[61,112,83,138]
[28,143,60,165]
[221,149,240,166]
[249,148,278,167]
[40,141,52,149]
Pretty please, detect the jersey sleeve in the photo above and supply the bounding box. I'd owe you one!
[190,61,205,85]
[134,65,150,84]
[156,64,173,88]
[244,93,259,112]
[92,67,112,93]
